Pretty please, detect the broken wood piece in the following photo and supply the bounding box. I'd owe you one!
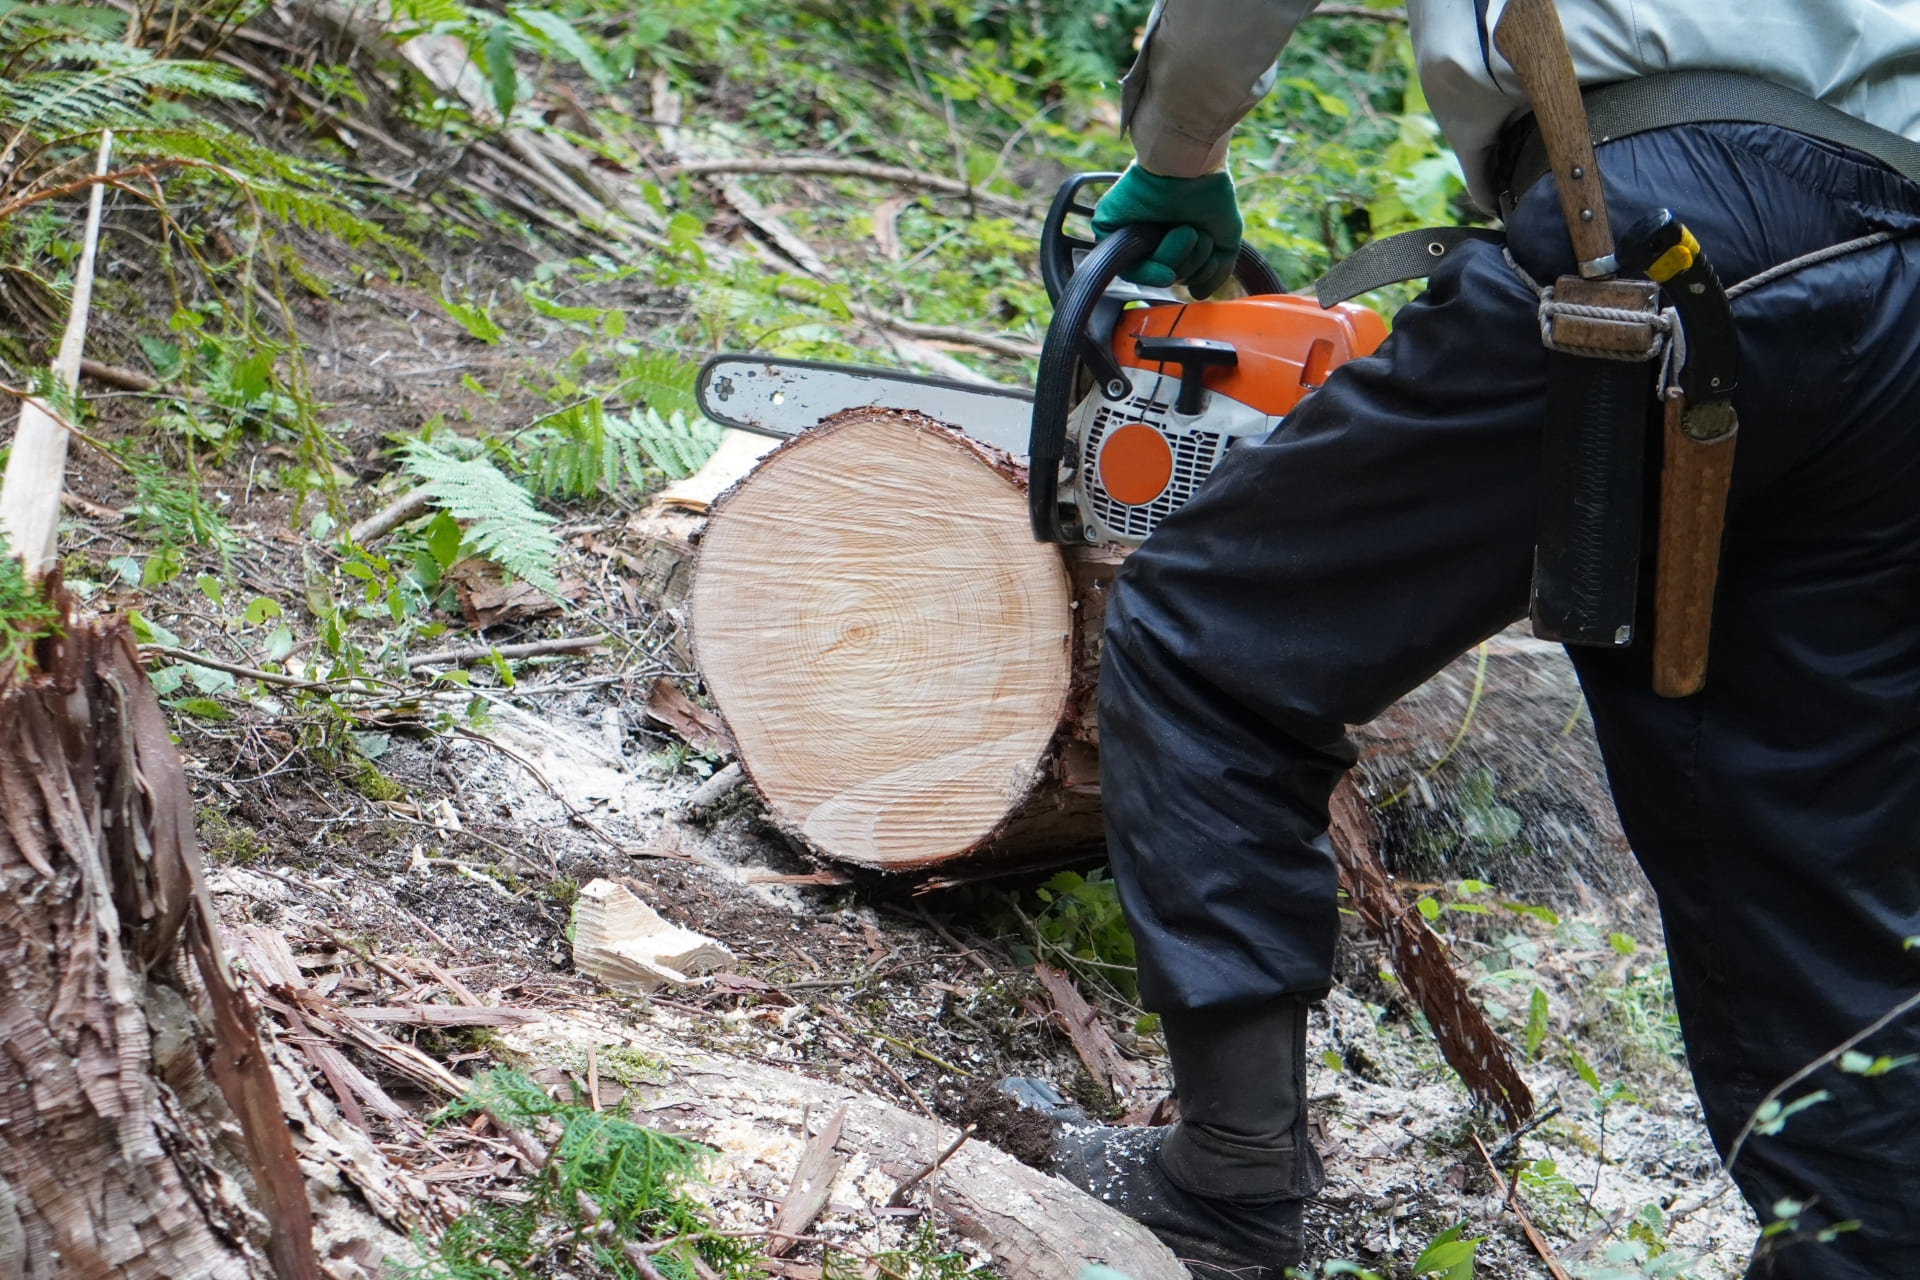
[643,676,732,755]
[403,634,604,669]
[887,1123,972,1207]
[680,761,746,814]
[445,556,584,628]
[1031,963,1150,1099]
[348,484,434,545]
[767,1105,848,1256]
[571,878,735,993]
[654,428,780,513]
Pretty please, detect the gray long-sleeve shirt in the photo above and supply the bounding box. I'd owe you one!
[1121,0,1920,212]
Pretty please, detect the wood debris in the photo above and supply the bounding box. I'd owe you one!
[571,877,736,993]
[1030,963,1150,1099]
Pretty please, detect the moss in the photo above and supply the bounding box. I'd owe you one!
[349,759,406,801]
[198,808,270,865]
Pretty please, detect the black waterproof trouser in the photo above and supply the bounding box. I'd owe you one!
[1100,123,1920,1278]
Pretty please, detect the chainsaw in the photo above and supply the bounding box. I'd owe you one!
[696,173,1387,546]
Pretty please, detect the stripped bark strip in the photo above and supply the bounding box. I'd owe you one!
[1328,781,1536,1129]
[1032,963,1149,1098]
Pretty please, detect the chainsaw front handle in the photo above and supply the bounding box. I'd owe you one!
[1030,225,1157,544]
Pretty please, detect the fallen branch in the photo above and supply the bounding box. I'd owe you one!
[664,156,1029,219]
[140,643,333,690]
[1031,963,1149,1099]
[404,634,606,669]
[1471,1133,1573,1280]
[349,485,434,544]
[679,761,746,814]
[850,306,1041,360]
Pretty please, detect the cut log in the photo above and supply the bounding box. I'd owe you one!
[690,408,1110,872]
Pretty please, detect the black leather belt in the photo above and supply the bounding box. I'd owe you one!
[1496,71,1920,218]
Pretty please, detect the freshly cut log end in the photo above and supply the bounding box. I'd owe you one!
[690,409,1074,870]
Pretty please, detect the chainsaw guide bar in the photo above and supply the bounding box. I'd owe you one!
[697,356,1034,458]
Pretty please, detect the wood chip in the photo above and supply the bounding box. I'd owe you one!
[767,1105,848,1256]
[571,878,735,994]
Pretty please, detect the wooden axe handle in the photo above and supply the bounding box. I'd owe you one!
[1493,0,1617,276]
[1653,397,1737,697]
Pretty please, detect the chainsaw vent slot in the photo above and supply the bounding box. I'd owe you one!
[1083,404,1226,541]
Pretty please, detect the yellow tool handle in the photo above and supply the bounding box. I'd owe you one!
[1494,0,1617,277]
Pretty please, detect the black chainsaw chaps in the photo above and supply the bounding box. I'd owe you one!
[1098,122,1920,1278]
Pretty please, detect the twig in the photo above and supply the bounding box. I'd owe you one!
[348,485,435,545]
[887,1124,972,1207]
[817,1007,936,1118]
[1471,1133,1572,1280]
[1485,1102,1564,1163]
[663,156,1029,218]
[139,643,334,690]
[1724,984,1920,1174]
[404,635,606,669]
[678,761,746,814]
[849,307,1040,360]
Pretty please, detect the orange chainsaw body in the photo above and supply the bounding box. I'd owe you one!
[1068,294,1388,543]
[1114,294,1389,415]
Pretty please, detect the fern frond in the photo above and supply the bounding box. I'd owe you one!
[630,408,722,481]
[401,441,561,591]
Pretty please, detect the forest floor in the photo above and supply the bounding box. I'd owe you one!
[75,288,1759,1275]
[10,2,1775,1276]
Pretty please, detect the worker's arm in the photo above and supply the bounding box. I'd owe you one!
[1093,0,1319,296]
[1122,0,1320,178]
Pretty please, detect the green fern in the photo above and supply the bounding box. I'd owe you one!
[630,408,722,481]
[516,400,721,497]
[400,442,562,591]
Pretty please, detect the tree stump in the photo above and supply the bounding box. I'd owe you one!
[690,409,1111,872]
[0,614,319,1278]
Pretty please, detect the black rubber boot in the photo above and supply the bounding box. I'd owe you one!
[1005,998,1320,1279]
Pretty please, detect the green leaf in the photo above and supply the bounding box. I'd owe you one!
[1753,1090,1830,1136]
[263,625,295,662]
[1412,1237,1478,1278]
[426,510,464,572]
[170,696,231,720]
[510,6,612,84]
[1523,987,1550,1059]
[1568,1045,1601,1091]
[127,610,180,648]
[1609,931,1638,956]
[138,335,183,380]
[482,20,517,116]
[149,665,186,695]
[440,295,503,345]
[243,595,282,625]
[1322,1050,1344,1072]
[1415,896,1441,922]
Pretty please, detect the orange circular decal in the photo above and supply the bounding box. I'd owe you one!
[1098,423,1174,506]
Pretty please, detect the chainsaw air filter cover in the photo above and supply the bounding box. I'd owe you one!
[1064,293,1387,546]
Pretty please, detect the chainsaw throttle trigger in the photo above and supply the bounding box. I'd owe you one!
[1133,336,1238,415]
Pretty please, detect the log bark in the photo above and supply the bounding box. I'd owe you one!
[625,1031,1188,1280]
[689,408,1109,872]
[0,612,320,1278]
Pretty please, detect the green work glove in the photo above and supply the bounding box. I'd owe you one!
[1090,164,1243,298]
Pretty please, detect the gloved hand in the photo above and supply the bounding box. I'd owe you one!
[1090,164,1243,298]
